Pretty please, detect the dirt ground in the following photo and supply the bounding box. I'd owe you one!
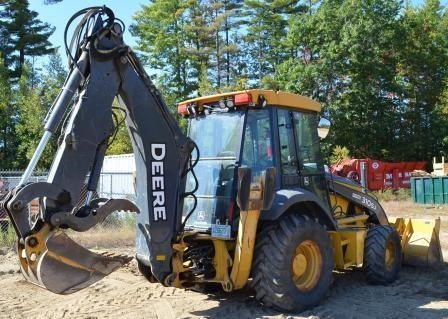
[1,200,448,319]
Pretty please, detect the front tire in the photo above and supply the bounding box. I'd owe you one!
[251,215,334,312]
[364,225,402,284]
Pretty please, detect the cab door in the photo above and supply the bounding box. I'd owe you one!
[276,108,330,209]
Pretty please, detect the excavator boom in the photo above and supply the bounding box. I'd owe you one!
[1,6,193,293]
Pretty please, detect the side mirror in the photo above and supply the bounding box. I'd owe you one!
[317,117,331,139]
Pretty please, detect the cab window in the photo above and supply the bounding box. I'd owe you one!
[241,109,273,170]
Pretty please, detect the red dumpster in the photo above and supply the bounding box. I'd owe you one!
[330,159,427,191]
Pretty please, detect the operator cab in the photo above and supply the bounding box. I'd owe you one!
[178,90,330,234]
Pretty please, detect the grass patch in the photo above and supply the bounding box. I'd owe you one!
[0,212,138,250]
[67,212,137,250]
[371,188,411,202]
[67,228,136,250]
[101,212,136,230]
[0,222,16,247]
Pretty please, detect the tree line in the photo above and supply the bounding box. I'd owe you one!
[0,0,64,170]
[0,0,447,170]
[131,0,448,163]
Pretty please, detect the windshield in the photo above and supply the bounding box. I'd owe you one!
[183,112,245,231]
[188,112,245,158]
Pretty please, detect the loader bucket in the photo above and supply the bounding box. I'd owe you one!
[391,217,443,266]
[18,223,132,294]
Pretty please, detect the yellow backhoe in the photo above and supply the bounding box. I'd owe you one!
[1,6,442,312]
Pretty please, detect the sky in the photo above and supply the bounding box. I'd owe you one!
[28,1,144,68]
[28,0,429,69]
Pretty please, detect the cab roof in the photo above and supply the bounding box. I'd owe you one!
[177,89,321,116]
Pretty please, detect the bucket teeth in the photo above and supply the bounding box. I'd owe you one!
[18,224,132,294]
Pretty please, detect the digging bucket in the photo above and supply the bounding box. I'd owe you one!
[18,223,132,294]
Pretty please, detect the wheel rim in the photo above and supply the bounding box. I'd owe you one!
[384,240,396,271]
[292,240,323,291]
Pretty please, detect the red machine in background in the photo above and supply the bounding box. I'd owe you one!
[331,159,426,190]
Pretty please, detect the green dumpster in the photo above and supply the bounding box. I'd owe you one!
[411,176,448,204]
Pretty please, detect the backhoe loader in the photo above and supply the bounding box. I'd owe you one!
[1,6,442,312]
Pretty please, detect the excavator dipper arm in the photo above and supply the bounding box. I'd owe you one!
[1,6,194,293]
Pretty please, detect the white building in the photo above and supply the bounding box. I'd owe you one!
[99,154,136,199]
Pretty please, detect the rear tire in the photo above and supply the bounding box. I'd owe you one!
[364,225,402,284]
[251,215,333,312]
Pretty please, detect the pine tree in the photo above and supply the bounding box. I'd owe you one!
[0,0,55,80]
[243,0,307,86]
[207,0,244,88]
[0,53,17,168]
[396,0,448,160]
[14,63,43,167]
[130,0,193,101]
[131,0,247,98]
[13,52,67,169]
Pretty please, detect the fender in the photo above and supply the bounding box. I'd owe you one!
[260,188,337,231]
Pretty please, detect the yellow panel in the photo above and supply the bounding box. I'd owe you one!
[329,229,367,269]
[336,215,369,227]
[178,89,321,113]
[230,209,261,290]
[330,193,350,216]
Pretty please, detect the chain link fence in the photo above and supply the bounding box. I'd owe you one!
[0,170,137,248]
